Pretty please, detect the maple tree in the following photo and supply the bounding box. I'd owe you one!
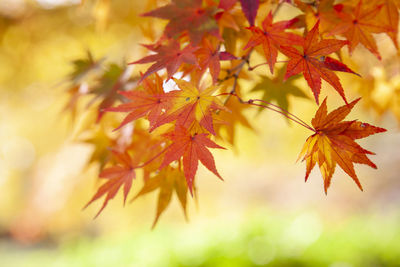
[64,0,398,226]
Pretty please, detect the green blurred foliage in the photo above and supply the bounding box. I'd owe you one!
[1,210,400,266]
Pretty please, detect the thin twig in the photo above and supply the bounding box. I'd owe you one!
[248,60,288,71]
[248,101,313,130]
[228,92,315,132]
[273,0,284,16]
[251,99,313,131]
[135,144,170,168]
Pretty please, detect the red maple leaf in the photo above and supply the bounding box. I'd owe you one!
[84,151,136,218]
[131,40,197,82]
[239,0,259,26]
[108,74,174,130]
[142,0,219,45]
[159,126,225,194]
[244,11,303,73]
[280,21,358,104]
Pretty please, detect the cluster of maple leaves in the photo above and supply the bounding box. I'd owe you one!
[65,0,397,225]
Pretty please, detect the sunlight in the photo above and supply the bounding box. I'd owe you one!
[36,0,81,9]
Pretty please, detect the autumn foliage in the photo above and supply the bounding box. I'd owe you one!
[65,0,398,226]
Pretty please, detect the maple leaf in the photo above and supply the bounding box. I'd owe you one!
[280,21,358,104]
[159,126,225,194]
[64,52,103,120]
[251,68,308,115]
[131,40,197,82]
[151,79,225,135]
[142,0,219,45]
[82,127,115,169]
[214,0,240,31]
[244,11,303,73]
[127,126,165,180]
[133,167,188,228]
[298,98,386,193]
[355,66,400,123]
[196,38,237,83]
[64,85,87,121]
[375,0,399,49]
[108,73,174,130]
[69,51,102,83]
[214,95,253,146]
[90,64,131,122]
[293,0,341,34]
[328,0,394,59]
[84,150,136,218]
[239,0,259,26]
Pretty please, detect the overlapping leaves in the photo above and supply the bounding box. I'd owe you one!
[74,0,393,225]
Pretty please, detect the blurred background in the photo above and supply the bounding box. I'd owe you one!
[0,0,399,266]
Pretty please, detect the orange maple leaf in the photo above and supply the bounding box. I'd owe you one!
[375,0,399,49]
[280,21,358,104]
[159,126,225,194]
[214,0,240,31]
[133,167,188,228]
[84,151,136,217]
[329,0,394,59]
[298,98,386,193]
[213,95,253,146]
[293,0,341,34]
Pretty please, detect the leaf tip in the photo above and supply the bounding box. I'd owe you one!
[151,216,160,230]
[188,186,194,197]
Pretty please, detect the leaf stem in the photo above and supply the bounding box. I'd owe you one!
[135,144,170,169]
[229,92,315,132]
[216,55,251,114]
[251,99,313,131]
[248,60,288,71]
[273,1,284,16]
[251,102,315,131]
